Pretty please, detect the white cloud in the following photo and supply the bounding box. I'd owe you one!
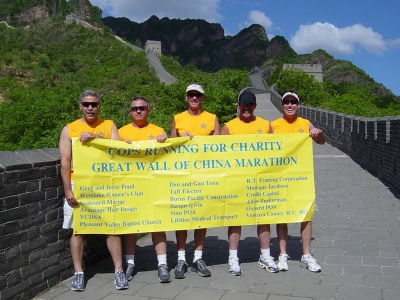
[90,0,223,23]
[388,38,400,49]
[290,22,389,56]
[246,10,273,32]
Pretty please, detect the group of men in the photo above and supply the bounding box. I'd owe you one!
[59,84,325,291]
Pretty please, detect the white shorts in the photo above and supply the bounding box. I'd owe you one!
[62,181,74,229]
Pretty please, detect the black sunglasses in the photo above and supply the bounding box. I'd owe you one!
[130,106,147,112]
[81,102,99,108]
[187,92,203,98]
[239,102,255,107]
[282,99,299,105]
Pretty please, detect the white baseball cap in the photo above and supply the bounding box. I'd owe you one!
[282,91,300,102]
[186,83,204,94]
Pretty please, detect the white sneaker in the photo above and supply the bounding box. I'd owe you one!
[228,257,241,276]
[300,253,321,272]
[257,255,279,273]
[278,254,289,271]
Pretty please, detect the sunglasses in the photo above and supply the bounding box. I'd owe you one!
[239,102,255,107]
[187,92,203,98]
[130,106,147,112]
[81,102,99,108]
[282,99,299,105]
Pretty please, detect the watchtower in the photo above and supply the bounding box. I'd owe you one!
[145,40,162,55]
[283,64,323,82]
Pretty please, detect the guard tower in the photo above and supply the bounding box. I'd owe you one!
[283,64,323,82]
[145,40,162,55]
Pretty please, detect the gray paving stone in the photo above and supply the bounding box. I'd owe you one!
[292,283,338,298]
[220,291,267,300]
[175,287,226,300]
[363,275,400,288]
[362,256,399,267]
[383,288,400,300]
[250,281,296,296]
[325,255,362,266]
[336,286,382,300]
[320,274,363,286]
[343,265,382,276]
[135,283,185,299]
[382,266,400,276]
[266,296,312,300]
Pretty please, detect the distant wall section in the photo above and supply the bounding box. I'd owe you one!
[283,64,323,82]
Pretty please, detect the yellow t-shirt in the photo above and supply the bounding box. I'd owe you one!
[67,118,113,179]
[271,117,309,134]
[174,111,216,136]
[67,118,113,139]
[118,123,165,141]
[224,117,271,134]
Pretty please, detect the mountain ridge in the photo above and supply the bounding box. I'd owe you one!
[0,0,396,97]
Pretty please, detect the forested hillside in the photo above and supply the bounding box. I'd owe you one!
[0,17,248,150]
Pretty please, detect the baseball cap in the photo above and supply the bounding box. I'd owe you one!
[282,91,300,102]
[238,91,256,104]
[186,83,204,94]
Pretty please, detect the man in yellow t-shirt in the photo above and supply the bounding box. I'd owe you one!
[170,83,220,279]
[118,97,170,283]
[271,91,325,273]
[59,90,128,291]
[220,90,276,276]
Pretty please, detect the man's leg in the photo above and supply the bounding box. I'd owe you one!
[300,221,321,272]
[228,226,241,276]
[71,234,85,272]
[176,230,187,252]
[191,228,211,276]
[70,233,86,291]
[122,234,137,280]
[276,223,289,271]
[257,224,278,273]
[276,223,288,254]
[301,221,312,255]
[107,235,129,289]
[152,231,170,283]
[174,230,188,279]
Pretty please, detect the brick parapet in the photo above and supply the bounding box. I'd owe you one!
[0,149,109,300]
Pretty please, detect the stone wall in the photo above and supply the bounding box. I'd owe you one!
[0,149,109,300]
[269,89,400,193]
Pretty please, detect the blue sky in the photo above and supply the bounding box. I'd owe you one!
[90,0,400,96]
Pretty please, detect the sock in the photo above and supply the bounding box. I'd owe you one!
[229,249,238,259]
[193,250,202,262]
[157,254,167,266]
[178,250,186,262]
[261,248,270,258]
[125,255,135,265]
[74,271,84,275]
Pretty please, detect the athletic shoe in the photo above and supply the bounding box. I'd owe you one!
[278,254,289,271]
[125,263,135,281]
[191,259,211,277]
[114,269,129,290]
[158,264,171,283]
[174,260,188,279]
[71,272,85,291]
[300,253,321,272]
[228,257,241,276]
[258,255,279,273]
